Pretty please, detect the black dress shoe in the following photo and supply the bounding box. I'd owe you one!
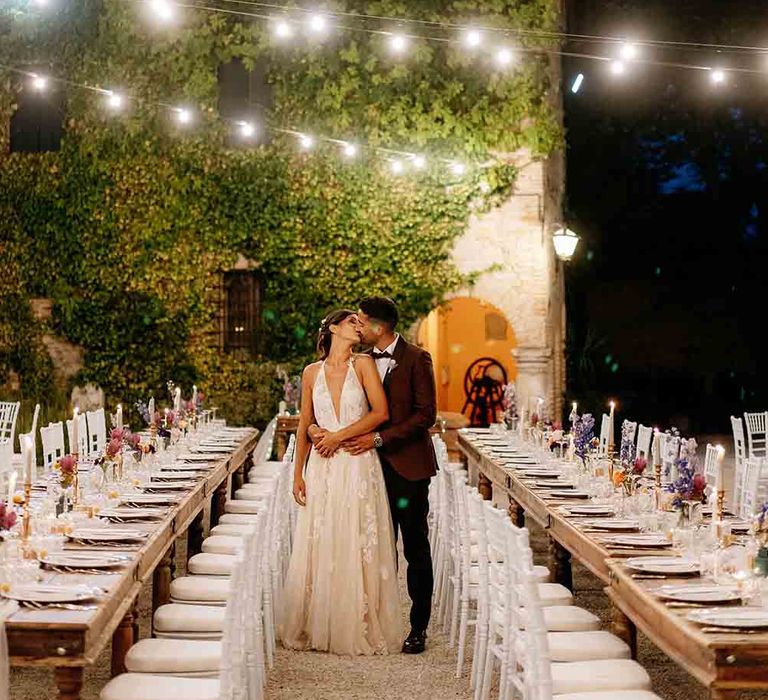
[402,629,427,654]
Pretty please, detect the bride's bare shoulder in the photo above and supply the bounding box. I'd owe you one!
[352,353,375,367]
[302,362,323,382]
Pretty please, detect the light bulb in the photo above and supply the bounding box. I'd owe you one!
[450,162,466,176]
[571,73,584,93]
[175,108,192,125]
[299,133,314,150]
[273,19,293,39]
[30,74,47,91]
[412,155,426,169]
[149,0,175,22]
[710,68,726,84]
[342,142,357,158]
[610,60,626,76]
[391,159,405,175]
[389,33,408,55]
[107,90,124,110]
[619,42,638,61]
[495,47,514,67]
[239,121,256,139]
[463,30,482,49]
[308,14,328,35]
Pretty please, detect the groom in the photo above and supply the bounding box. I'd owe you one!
[310,296,438,654]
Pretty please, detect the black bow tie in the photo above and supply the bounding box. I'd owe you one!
[374,351,393,359]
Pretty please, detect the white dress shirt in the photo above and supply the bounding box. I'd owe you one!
[373,334,400,382]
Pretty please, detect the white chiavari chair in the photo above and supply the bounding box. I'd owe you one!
[101,549,251,700]
[509,527,658,700]
[86,407,107,455]
[660,433,680,483]
[703,443,721,485]
[744,411,768,459]
[65,412,88,456]
[731,415,748,509]
[740,458,767,518]
[635,424,653,463]
[598,414,610,455]
[40,421,66,472]
[0,401,20,480]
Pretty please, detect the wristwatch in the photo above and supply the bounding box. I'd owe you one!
[373,432,383,449]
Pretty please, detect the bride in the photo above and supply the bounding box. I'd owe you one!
[280,309,403,655]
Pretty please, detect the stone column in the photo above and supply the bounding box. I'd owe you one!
[512,346,554,421]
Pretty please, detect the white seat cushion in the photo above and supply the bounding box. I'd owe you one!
[154,603,225,636]
[188,553,237,576]
[170,576,230,604]
[234,489,271,501]
[125,639,221,676]
[551,659,652,695]
[537,606,601,632]
[101,674,219,700]
[555,692,662,700]
[219,513,261,525]
[533,565,550,582]
[539,582,574,607]
[225,500,263,514]
[547,631,631,662]
[210,523,252,537]
[469,562,549,584]
[202,535,243,555]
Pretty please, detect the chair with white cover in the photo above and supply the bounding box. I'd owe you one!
[0,401,20,479]
[40,422,67,472]
[66,412,88,456]
[740,458,767,518]
[598,414,610,455]
[635,424,653,464]
[100,547,251,700]
[660,433,680,483]
[86,408,107,456]
[744,411,768,460]
[731,416,748,509]
[501,523,659,700]
[11,403,40,470]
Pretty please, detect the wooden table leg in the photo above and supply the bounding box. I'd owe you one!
[187,510,205,564]
[232,458,247,496]
[478,472,493,501]
[548,535,573,591]
[709,690,738,700]
[210,480,228,528]
[152,541,175,613]
[507,497,525,528]
[131,597,140,643]
[111,608,135,677]
[610,601,638,659]
[275,431,287,461]
[54,667,84,700]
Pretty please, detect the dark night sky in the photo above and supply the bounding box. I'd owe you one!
[563,0,768,433]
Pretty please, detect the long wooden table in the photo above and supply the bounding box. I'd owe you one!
[8,428,258,700]
[459,431,768,700]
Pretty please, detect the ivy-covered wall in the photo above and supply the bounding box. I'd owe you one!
[0,0,560,427]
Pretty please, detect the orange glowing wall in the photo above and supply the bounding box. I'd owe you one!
[416,298,518,415]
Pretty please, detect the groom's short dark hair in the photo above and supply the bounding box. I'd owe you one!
[359,296,399,331]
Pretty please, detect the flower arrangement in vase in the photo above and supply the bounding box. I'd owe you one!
[750,503,768,576]
[665,442,707,527]
[501,382,518,429]
[572,413,595,464]
[0,501,18,536]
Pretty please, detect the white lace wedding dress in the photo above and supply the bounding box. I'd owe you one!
[280,359,403,655]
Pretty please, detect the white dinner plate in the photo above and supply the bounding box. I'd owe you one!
[581,519,640,531]
[687,607,768,628]
[170,461,214,469]
[521,470,561,477]
[601,534,671,548]
[534,480,573,489]
[151,471,203,481]
[69,529,146,543]
[624,557,700,575]
[2,584,98,604]
[564,504,615,516]
[100,508,166,521]
[121,494,180,506]
[140,482,196,492]
[41,552,128,569]
[546,490,590,499]
[655,585,741,604]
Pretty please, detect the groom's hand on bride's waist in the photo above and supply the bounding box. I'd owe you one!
[344,433,376,455]
[308,424,336,458]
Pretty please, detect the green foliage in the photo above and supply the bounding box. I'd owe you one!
[0,0,558,426]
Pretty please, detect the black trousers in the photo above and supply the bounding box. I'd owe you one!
[381,457,434,633]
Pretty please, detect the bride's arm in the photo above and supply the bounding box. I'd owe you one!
[315,357,388,452]
[292,364,319,506]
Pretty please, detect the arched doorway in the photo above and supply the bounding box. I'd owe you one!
[416,298,518,418]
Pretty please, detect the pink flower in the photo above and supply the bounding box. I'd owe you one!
[692,473,707,494]
[59,455,76,474]
[185,401,195,412]
[127,432,141,448]
[632,457,648,475]
[4,510,16,529]
[106,438,122,458]
[110,428,126,441]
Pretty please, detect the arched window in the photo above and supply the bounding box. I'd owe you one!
[223,270,263,357]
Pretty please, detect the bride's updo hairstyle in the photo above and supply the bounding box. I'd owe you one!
[317,309,356,360]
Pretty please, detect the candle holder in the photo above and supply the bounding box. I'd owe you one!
[607,445,616,482]
[72,452,80,506]
[21,479,32,542]
[654,462,662,509]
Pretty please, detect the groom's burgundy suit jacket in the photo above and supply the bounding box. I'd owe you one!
[375,337,438,481]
